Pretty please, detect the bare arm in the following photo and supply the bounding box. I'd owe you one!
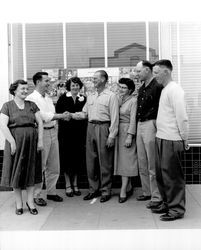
[35,111,44,151]
[0,113,16,155]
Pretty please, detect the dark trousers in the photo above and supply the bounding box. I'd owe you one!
[86,123,114,195]
[155,138,185,216]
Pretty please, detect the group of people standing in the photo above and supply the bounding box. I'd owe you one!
[0,59,189,222]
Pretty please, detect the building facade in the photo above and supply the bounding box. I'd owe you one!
[0,22,201,186]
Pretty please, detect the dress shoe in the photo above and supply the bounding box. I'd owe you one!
[151,203,168,214]
[160,213,184,221]
[15,208,23,215]
[15,203,23,215]
[100,194,111,203]
[118,196,127,203]
[73,190,81,196]
[146,200,163,209]
[73,186,81,196]
[34,198,47,206]
[83,191,101,201]
[65,187,74,197]
[66,191,74,197]
[126,188,133,197]
[26,202,38,215]
[136,195,151,201]
[47,194,63,202]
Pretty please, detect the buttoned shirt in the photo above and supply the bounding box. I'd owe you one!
[76,88,119,138]
[136,78,163,122]
[156,81,189,141]
[26,90,56,127]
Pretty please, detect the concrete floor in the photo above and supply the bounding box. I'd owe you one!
[1,185,201,249]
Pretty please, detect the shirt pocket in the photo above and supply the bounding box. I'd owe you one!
[98,98,109,113]
[87,99,94,106]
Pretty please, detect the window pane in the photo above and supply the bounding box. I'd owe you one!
[149,22,159,62]
[107,22,146,67]
[171,22,201,144]
[66,23,104,69]
[12,23,24,80]
[26,23,64,79]
[179,23,201,144]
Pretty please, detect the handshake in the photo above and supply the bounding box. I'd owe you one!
[59,111,83,121]
[62,111,72,121]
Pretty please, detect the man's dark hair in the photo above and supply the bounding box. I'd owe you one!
[119,78,135,94]
[142,60,153,71]
[96,70,108,82]
[65,77,83,91]
[9,79,27,96]
[33,72,48,85]
[153,59,173,71]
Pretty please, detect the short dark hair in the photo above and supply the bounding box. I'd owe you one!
[96,70,108,82]
[65,77,83,91]
[153,59,173,71]
[141,60,153,71]
[33,72,48,85]
[9,79,27,96]
[119,78,135,94]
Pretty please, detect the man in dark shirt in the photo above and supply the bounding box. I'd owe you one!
[135,60,163,209]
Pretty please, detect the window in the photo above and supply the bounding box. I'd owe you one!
[66,23,104,69]
[149,22,159,62]
[165,22,201,144]
[12,23,23,80]
[26,23,64,78]
[107,22,146,67]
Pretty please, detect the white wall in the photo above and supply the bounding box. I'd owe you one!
[0,23,9,149]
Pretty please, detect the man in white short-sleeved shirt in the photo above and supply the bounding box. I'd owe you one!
[27,72,69,206]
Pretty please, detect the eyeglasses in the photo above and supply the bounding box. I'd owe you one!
[119,85,128,90]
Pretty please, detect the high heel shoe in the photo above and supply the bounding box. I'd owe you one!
[15,203,23,215]
[73,186,81,196]
[118,195,127,203]
[26,202,38,215]
[126,188,133,197]
[15,207,23,215]
[65,186,74,197]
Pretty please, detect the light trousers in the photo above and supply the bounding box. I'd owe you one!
[34,128,60,198]
[136,120,161,202]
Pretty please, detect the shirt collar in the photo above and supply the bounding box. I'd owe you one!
[66,92,81,98]
[34,90,50,98]
[95,87,109,96]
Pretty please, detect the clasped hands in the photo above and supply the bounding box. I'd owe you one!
[62,111,81,121]
[62,111,72,121]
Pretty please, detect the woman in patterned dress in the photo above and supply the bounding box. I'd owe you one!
[0,80,43,215]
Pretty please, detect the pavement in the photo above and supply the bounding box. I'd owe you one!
[0,185,201,249]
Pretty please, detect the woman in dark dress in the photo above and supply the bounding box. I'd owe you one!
[0,80,43,215]
[56,77,87,197]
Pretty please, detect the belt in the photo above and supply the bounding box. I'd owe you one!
[89,120,110,125]
[43,126,55,130]
[138,118,154,122]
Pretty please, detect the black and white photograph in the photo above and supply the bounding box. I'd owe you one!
[0,0,201,249]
